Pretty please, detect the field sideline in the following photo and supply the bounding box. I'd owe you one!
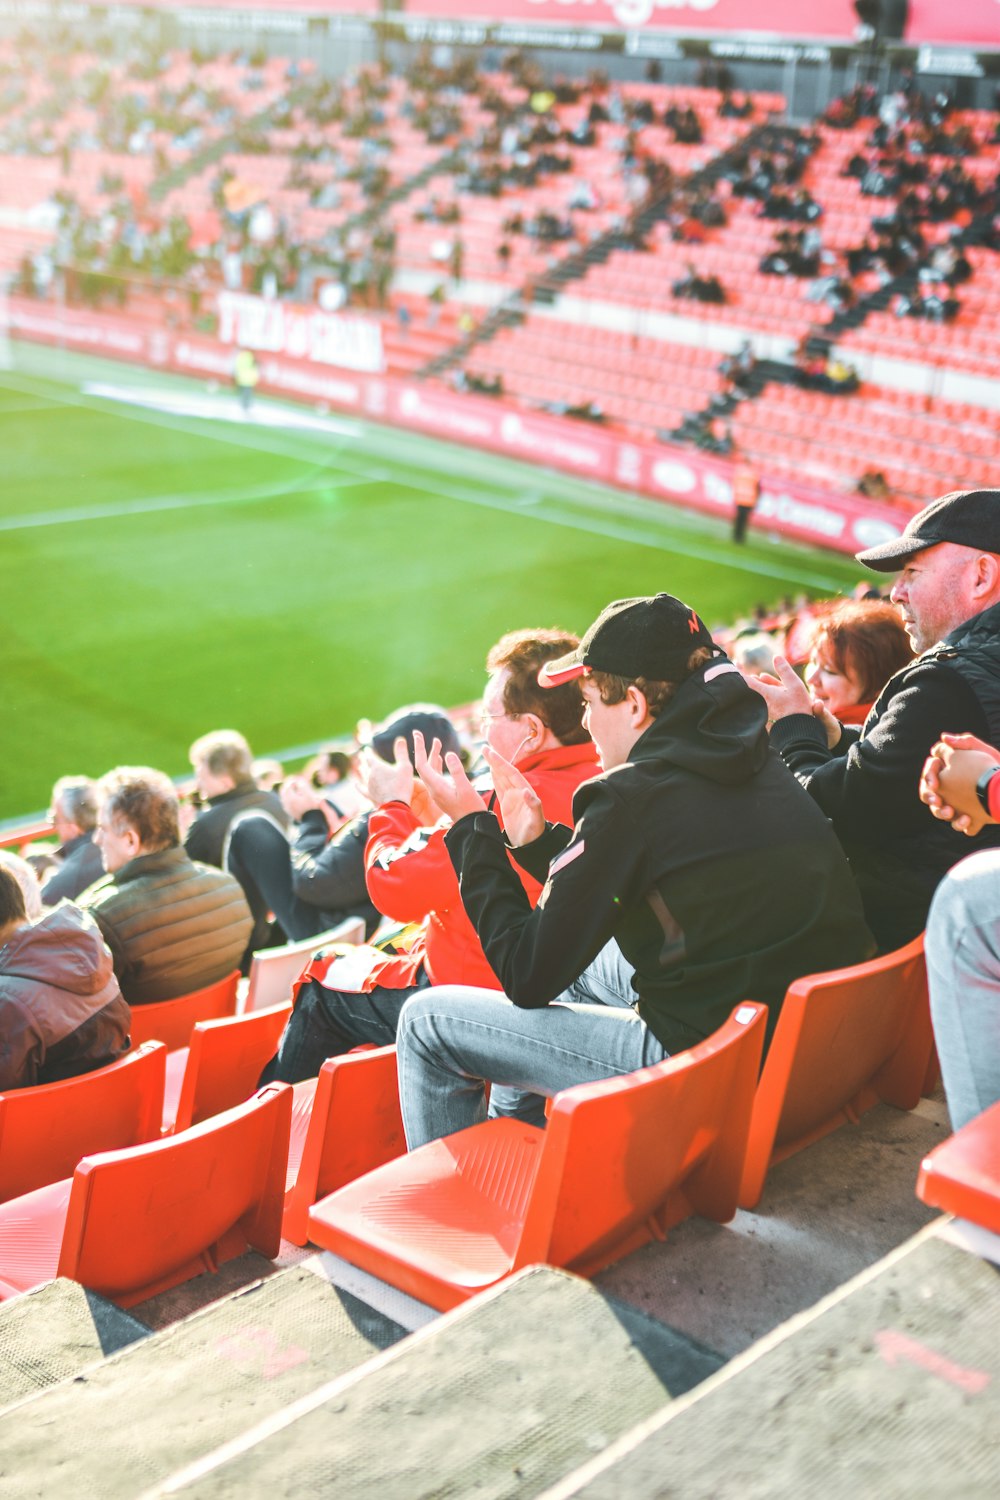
[2,341,867,821]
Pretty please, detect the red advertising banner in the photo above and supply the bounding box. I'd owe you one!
[400,0,863,38]
[905,1,1000,45]
[6,297,912,559]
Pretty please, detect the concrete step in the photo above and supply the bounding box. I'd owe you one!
[0,1279,148,1413]
[539,1226,1000,1499]
[0,1263,409,1500]
[136,1264,719,1499]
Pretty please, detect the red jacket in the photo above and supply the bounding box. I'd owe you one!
[364,740,599,989]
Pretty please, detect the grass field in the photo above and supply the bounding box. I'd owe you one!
[1,343,869,822]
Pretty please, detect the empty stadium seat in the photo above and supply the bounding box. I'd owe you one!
[916,1099,1000,1235]
[164,1002,293,1134]
[0,1085,292,1306]
[240,918,366,1015]
[283,1045,405,1246]
[128,971,241,1052]
[738,936,931,1210]
[307,1002,766,1310]
[0,1042,166,1204]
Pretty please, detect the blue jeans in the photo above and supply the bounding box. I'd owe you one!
[258,969,429,1085]
[396,981,668,1150]
[487,941,636,1127]
[926,849,1000,1130]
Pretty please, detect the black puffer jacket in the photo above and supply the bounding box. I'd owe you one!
[446,657,873,1054]
[770,599,1000,951]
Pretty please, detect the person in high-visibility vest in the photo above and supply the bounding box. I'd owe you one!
[732,463,760,544]
[233,348,260,415]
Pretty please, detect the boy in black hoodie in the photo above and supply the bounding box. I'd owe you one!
[398,594,874,1148]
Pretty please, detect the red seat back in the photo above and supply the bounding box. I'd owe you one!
[56,1084,292,1307]
[917,1099,1000,1235]
[0,1043,166,1203]
[739,935,930,1209]
[129,971,240,1051]
[172,1003,292,1133]
[283,1046,405,1245]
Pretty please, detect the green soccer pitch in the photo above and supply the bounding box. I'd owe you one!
[1,343,868,822]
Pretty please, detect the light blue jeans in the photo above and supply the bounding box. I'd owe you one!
[396,943,668,1149]
[487,941,637,1127]
[926,849,1000,1130]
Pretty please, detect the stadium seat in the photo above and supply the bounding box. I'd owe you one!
[0,1042,166,1204]
[916,1100,1000,1235]
[0,1084,292,1306]
[738,936,931,1210]
[164,1002,294,1134]
[240,917,366,1015]
[282,1045,405,1246]
[306,1002,766,1310]
[128,971,241,1052]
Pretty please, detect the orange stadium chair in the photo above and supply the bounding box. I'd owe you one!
[738,936,931,1210]
[0,1084,292,1306]
[307,1003,766,1311]
[283,1045,405,1246]
[163,1002,293,1134]
[240,918,366,1015]
[917,1099,1000,1236]
[128,970,241,1051]
[0,1042,166,1204]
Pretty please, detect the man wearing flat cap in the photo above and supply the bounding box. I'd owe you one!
[397,593,871,1148]
[752,488,1000,951]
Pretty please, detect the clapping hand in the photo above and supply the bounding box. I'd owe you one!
[482,746,545,847]
[919,732,1000,836]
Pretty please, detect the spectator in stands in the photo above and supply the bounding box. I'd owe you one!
[915,732,1000,1127]
[750,490,1000,952]
[804,600,914,727]
[304,746,365,823]
[260,633,599,1085]
[0,864,130,1092]
[0,851,43,921]
[394,594,872,1148]
[33,777,104,905]
[185,729,288,869]
[80,767,253,1004]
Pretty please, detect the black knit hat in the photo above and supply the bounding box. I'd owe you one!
[856,489,1000,572]
[370,705,460,763]
[539,595,715,687]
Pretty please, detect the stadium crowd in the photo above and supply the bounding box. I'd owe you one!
[4,487,1000,1165]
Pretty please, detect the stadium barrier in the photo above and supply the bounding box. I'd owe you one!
[7,296,914,557]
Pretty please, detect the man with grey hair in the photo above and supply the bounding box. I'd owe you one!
[80,766,253,1004]
[38,776,104,906]
[185,729,288,869]
[751,489,1000,950]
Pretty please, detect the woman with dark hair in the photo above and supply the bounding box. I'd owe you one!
[805,599,915,725]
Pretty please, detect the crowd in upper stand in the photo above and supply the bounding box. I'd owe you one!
[4,487,1000,1156]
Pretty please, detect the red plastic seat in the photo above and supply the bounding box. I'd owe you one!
[917,1099,1000,1235]
[164,1002,293,1133]
[283,1045,405,1246]
[738,935,930,1209]
[0,1084,292,1306]
[128,971,240,1051]
[307,1003,766,1310]
[0,1042,166,1204]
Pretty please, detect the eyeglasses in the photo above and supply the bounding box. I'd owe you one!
[479,708,521,730]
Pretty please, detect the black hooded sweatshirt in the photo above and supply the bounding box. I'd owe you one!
[444,657,873,1054]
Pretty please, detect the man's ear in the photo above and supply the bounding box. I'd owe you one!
[973,551,1000,603]
[625,683,653,729]
[520,712,547,746]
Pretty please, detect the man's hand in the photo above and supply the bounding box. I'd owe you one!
[919,732,1000,836]
[483,746,545,847]
[412,730,484,824]
[358,738,414,810]
[280,774,325,823]
[811,699,844,750]
[743,655,814,722]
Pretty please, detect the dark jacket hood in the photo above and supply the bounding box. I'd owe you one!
[0,904,115,997]
[629,654,770,785]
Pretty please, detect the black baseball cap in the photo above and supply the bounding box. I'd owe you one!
[369,705,460,763]
[539,594,715,687]
[856,489,1000,572]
